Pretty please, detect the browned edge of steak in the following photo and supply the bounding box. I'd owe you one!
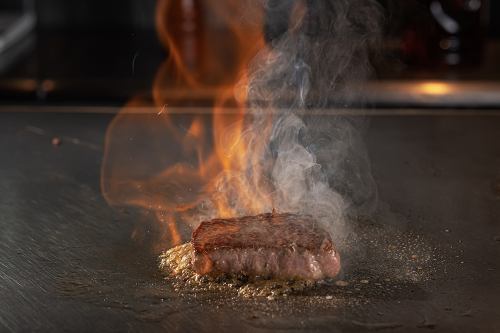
[190,213,340,279]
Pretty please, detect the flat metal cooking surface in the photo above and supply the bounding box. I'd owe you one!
[0,110,499,332]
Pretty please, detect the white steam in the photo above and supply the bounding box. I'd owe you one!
[199,0,382,239]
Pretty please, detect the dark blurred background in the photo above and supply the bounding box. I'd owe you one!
[3,0,498,35]
[0,0,499,106]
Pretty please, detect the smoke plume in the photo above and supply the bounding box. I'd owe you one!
[204,0,382,238]
[101,0,383,249]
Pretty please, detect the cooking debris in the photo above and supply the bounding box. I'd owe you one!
[335,280,349,287]
[159,217,451,301]
[51,137,62,147]
[159,242,317,298]
[24,126,101,151]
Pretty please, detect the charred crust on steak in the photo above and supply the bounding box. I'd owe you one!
[190,213,341,280]
[192,213,334,253]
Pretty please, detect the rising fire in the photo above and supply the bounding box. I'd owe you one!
[101,0,276,250]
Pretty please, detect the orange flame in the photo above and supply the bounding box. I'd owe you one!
[101,0,271,250]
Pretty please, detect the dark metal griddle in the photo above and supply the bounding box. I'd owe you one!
[0,109,499,332]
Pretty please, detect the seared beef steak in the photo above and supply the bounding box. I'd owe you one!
[191,213,340,280]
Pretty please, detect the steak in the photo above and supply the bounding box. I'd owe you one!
[191,213,341,280]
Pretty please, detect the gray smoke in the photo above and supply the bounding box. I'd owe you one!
[202,0,382,239]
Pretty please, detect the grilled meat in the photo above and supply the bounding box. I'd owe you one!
[191,213,340,280]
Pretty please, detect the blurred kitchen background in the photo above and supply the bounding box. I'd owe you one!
[0,0,499,107]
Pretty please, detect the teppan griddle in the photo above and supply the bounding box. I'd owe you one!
[1,108,499,332]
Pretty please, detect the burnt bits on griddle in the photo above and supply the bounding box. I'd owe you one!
[191,213,341,280]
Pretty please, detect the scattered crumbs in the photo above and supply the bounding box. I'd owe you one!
[158,217,450,307]
[335,280,349,287]
[159,243,316,298]
[51,137,62,146]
